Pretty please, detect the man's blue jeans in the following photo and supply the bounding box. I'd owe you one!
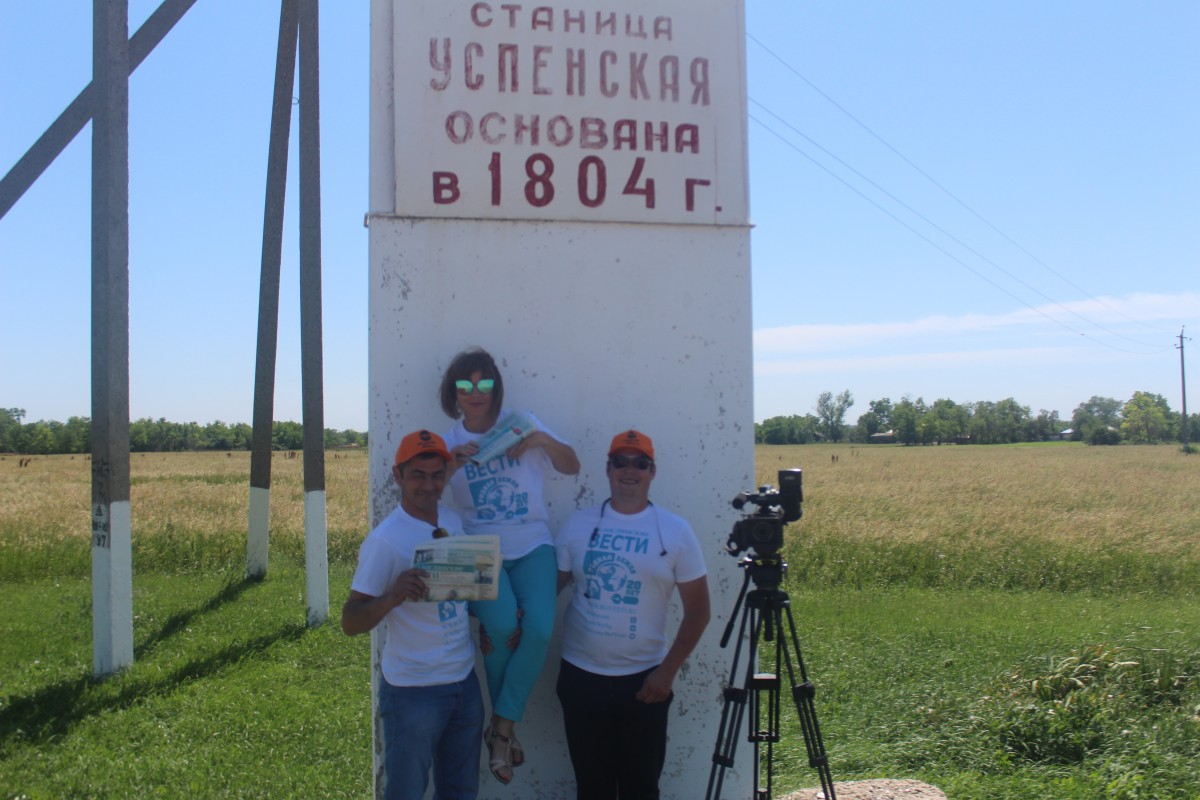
[379,673,484,800]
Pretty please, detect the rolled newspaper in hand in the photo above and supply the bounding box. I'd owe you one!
[470,411,538,465]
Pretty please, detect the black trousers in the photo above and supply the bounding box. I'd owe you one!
[556,659,673,800]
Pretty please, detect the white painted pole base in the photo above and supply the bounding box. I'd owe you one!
[304,489,329,626]
[92,500,133,676]
[370,627,386,799]
[247,486,270,578]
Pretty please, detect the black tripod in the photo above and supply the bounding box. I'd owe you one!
[705,554,836,800]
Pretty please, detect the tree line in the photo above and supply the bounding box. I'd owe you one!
[756,391,1199,447]
[0,408,366,455]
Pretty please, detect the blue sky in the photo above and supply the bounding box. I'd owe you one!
[2,2,1196,430]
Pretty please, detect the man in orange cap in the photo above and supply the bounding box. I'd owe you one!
[555,429,712,799]
[342,429,483,800]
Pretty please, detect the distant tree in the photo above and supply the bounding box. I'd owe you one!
[329,427,367,448]
[891,397,924,445]
[927,398,968,444]
[272,420,305,451]
[855,397,894,441]
[1186,413,1200,446]
[1,412,363,454]
[968,400,997,444]
[815,390,854,443]
[968,398,1030,444]
[995,398,1032,443]
[1085,425,1121,445]
[58,416,91,453]
[854,411,883,441]
[868,398,893,429]
[204,420,234,450]
[0,408,26,452]
[1071,396,1122,442]
[14,420,55,454]
[1026,409,1063,442]
[755,414,819,444]
[230,422,254,450]
[1121,391,1174,443]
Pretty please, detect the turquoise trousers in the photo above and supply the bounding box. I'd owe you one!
[470,543,556,721]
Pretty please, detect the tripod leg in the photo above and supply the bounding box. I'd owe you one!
[778,601,837,800]
[704,594,755,800]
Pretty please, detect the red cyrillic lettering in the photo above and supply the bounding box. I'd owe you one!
[613,119,637,150]
[480,112,506,144]
[532,6,553,32]
[513,114,540,146]
[580,118,608,149]
[690,58,710,106]
[685,178,711,211]
[644,122,669,152]
[629,53,649,100]
[533,45,552,95]
[498,44,519,93]
[465,42,484,90]
[547,115,574,147]
[470,3,492,27]
[600,51,618,98]
[676,124,700,154]
[433,172,461,204]
[566,48,585,96]
[659,56,679,102]
[445,111,473,144]
[429,38,451,91]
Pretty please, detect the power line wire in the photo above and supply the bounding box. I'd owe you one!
[748,96,1167,350]
[747,31,1175,337]
[749,113,1167,357]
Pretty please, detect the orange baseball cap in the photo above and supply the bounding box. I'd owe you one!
[608,429,654,460]
[394,429,452,466]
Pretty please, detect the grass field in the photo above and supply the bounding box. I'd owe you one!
[2,444,1198,798]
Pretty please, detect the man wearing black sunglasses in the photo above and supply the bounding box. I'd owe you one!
[555,429,711,800]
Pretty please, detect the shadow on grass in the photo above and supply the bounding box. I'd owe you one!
[0,576,307,749]
[134,573,264,659]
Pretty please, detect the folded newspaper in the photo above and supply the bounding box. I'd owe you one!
[411,534,500,602]
[470,411,538,465]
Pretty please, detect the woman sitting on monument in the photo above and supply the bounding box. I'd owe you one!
[438,346,580,785]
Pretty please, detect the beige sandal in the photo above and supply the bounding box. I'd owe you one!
[484,725,513,784]
[510,732,525,768]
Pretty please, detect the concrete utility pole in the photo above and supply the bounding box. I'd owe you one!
[298,0,329,626]
[248,0,300,579]
[90,0,133,678]
[1179,327,1191,450]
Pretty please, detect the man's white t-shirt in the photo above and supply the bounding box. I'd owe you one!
[556,502,707,676]
[350,504,475,687]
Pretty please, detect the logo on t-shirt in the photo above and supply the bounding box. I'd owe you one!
[583,552,641,605]
[438,601,460,622]
[469,476,530,521]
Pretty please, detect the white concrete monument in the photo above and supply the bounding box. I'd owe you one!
[368,1,753,796]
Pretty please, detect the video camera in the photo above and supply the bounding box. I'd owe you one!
[725,468,802,557]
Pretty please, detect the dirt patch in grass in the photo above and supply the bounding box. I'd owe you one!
[782,778,947,800]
